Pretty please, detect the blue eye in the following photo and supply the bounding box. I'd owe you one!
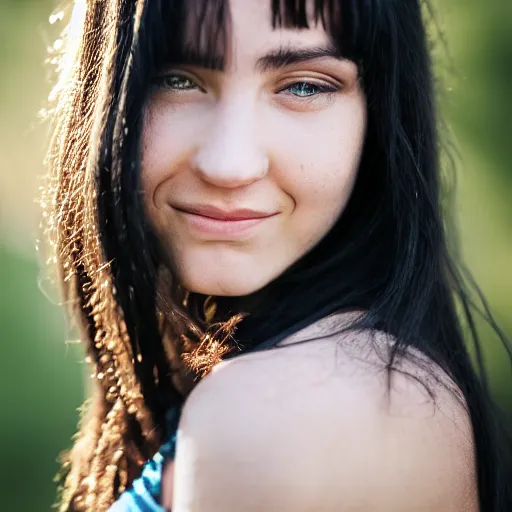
[282,81,338,98]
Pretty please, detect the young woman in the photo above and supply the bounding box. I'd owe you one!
[44,0,512,510]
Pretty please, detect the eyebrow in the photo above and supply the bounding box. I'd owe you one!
[167,43,344,72]
[255,43,344,73]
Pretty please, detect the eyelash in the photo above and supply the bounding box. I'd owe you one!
[152,74,341,99]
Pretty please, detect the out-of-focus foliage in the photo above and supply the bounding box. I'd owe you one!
[0,245,84,511]
[0,1,509,510]
[430,0,512,410]
[0,3,85,511]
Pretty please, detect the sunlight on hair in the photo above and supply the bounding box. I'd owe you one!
[48,0,87,104]
[182,313,246,378]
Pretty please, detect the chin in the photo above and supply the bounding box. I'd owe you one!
[180,272,272,298]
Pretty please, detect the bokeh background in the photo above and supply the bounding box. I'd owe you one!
[0,1,510,510]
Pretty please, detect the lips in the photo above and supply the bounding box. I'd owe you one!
[173,204,277,221]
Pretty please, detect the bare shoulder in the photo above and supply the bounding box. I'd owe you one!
[170,317,478,511]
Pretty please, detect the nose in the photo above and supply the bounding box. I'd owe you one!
[192,102,269,188]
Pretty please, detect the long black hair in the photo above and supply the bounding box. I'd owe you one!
[44,0,512,510]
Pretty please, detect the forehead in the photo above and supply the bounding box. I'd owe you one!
[231,0,331,55]
[174,0,337,70]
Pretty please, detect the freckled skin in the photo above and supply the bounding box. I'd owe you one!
[141,0,367,297]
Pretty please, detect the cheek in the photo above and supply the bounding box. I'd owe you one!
[140,103,198,211]
[270,101,366,231]
[141,110,169,209]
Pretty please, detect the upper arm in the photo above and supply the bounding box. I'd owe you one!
[167,342,478,512]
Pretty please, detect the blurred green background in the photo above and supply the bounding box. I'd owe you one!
[0,1,510,510]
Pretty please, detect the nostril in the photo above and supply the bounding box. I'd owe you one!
[192,134,269,187]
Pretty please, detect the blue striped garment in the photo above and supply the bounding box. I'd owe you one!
[108,406,181,511]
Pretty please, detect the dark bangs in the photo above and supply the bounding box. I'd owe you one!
[135,0,378,80]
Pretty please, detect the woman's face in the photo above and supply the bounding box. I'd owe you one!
[142,0,366,296]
